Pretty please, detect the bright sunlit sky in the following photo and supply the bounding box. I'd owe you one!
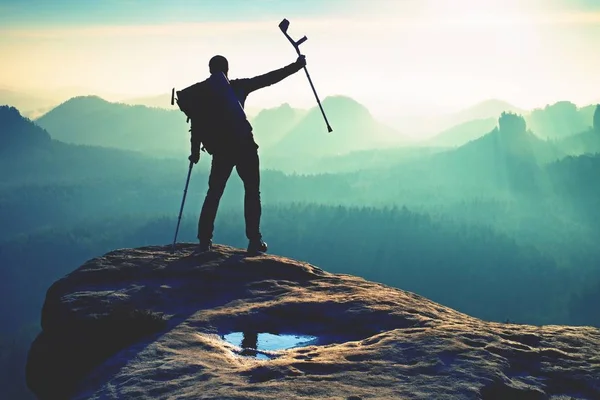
[1,0,600,118]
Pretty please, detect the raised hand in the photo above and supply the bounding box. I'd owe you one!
[295,54,306,68]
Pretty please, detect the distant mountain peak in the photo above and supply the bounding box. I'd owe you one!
[0,104,22,118]
[458,99,525,118]
[34,95,188,154]
[0,105,51,151]
[275,102,292,110]
[255,102,294,115]
[498,111,527,135]
[322,95,366,107]
[317,95,372,119]
[60,95,110,106]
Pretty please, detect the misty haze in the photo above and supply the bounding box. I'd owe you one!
[1,1,600,399]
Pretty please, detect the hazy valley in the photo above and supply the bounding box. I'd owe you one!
[1,92,600,399]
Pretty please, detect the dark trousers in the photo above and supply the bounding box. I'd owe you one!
[198,144,262,242]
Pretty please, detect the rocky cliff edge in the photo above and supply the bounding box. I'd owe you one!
[26,244,600,399]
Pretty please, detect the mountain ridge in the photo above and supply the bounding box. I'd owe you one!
[383,98,526,137]
[35,96,190,155]
[267,95,406,159]
[0,105,52,153]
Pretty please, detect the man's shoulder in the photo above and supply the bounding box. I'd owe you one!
[229,78,251,100]
[229,78,249,87]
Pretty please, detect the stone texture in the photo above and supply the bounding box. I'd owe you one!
[26,244,600,399]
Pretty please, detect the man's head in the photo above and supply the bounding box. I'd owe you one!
[209,55,229,77]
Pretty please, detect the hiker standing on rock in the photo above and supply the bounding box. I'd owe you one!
[188,54,306,254]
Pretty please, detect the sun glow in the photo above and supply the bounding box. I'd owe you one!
[1,0,599,119]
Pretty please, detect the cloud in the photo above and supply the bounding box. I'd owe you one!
[2,9,600,42]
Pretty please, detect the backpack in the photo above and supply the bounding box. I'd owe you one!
[174,73,252,155]
[174,79,219,155]
[175,80,208,122]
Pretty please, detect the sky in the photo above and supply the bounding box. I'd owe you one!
[1,0,600,119]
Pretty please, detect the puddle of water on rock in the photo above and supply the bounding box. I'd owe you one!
[223,332,318,359]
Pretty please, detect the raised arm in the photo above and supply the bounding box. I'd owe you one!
[236,56,306,95]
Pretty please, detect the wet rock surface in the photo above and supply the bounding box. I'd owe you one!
[26,244,600,399]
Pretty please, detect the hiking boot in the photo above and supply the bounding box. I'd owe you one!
[247,239,267,254]
[198,239,213,252]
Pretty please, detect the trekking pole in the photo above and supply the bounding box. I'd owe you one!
[171,160,193,253]
[278,18,333,133]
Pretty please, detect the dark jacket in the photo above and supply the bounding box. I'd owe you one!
[191,61,303,155]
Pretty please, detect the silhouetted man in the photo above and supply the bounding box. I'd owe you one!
[189,54,306,254]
